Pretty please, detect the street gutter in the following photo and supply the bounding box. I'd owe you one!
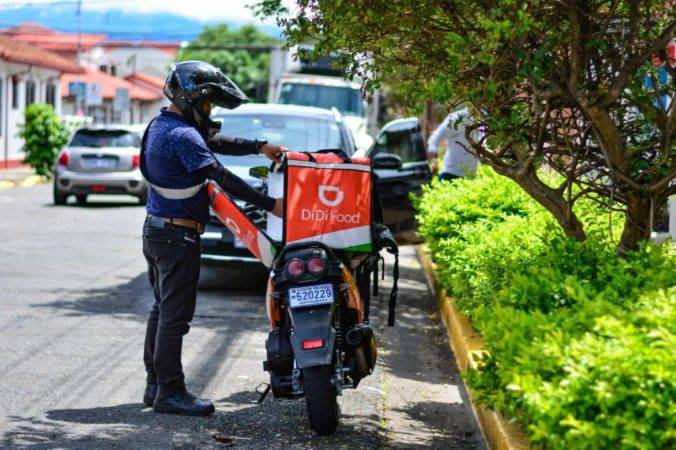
[416,245,531,450]
[0,175,47,190]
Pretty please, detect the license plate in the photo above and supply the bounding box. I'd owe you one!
[82,158,116,169]
[288,283,334,308]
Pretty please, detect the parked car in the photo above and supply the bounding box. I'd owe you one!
[361,117,430,244]
[201,103,430,271]
[53,125,147,205]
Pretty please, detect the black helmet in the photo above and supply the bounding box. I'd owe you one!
[164,61,248,139]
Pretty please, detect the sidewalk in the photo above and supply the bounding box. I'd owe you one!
[0,166,46,189]
[379,246,487,449]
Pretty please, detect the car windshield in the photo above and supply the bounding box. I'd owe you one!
[215,114,345,153]
[70,129,139,148]
[278,83,363,117]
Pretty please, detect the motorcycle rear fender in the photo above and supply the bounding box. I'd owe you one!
[288,305,336,369]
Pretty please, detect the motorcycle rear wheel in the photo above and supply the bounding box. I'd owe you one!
[303,365,338,435]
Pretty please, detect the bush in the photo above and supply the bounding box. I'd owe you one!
[18,103,70,177]
[416,167,676,449]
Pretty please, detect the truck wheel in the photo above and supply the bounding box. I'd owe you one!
[53,183,68,205]
[76,194,87,205]
[303,365,338,435]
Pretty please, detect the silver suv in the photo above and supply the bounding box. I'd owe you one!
[53,125,147,205]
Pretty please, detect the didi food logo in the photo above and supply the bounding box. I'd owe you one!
[302,185,360,223]
[318,185,344,207]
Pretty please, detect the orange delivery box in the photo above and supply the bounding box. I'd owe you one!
[269,151,373,253]
[208,151,374,269]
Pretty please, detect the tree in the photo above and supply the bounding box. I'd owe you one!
[255,0,675,254]
[18,103,70,177]
[177,24,279,101]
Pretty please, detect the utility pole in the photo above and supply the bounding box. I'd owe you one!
[76,0,82,65]
[76,0,84,117]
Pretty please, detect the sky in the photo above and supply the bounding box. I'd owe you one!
[0,0,296,23]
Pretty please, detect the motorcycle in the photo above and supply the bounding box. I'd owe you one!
[208,152,399,435]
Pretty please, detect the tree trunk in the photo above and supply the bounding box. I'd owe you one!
[493,168,588,242]
[617,192,652,255]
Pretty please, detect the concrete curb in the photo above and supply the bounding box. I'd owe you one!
[0,174,47,190]
[416,245,531,450]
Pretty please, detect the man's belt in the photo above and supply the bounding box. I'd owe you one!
[147,215,204,234]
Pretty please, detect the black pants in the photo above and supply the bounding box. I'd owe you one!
[142,219,201,397]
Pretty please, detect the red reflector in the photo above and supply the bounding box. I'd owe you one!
[302,339,324,350]
[307,257,325,273]
[132,154,140,168]
[57,151,69,167]
[92,185,106,192]
[286,259,305,277]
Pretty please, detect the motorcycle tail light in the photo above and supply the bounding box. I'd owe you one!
[302,339,324,350]
[286,259,305,277]
[132,154,141,168]
[307,257,325,273]
[57,151,69,167]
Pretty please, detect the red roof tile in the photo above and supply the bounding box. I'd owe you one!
[125,72,165,92]
[0,36,82,73]
[1,22,106,53]
[61,68,162,102]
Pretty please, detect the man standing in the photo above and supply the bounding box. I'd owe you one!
[427,108,479,181]
[141,61,286,416]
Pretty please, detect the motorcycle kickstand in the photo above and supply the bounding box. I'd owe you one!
[255,382,271,403]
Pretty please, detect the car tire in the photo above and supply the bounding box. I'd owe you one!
[53,183,68,205]
[76,194,87,205]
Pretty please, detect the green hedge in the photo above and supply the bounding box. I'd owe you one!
[416,168,676,450]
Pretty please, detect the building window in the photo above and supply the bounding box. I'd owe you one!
[25,79,36,108]
[11,77,19,109]
[46,83,57,107]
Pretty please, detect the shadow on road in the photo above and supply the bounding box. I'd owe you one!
[37,274,151,320]
[3,390,382,449]
[3,409,162,449]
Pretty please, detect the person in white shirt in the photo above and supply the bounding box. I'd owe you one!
[427,108,479,181]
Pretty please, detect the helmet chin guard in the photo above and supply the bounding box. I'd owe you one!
[164,61,248,139]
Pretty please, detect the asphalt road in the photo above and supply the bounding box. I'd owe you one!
[0,183,485,449]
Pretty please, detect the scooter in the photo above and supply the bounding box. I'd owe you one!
[208,153,399,435]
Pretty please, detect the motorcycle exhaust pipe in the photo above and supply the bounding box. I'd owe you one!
[346,324,377,379]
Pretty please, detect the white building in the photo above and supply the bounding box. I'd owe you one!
[0,35,81,168]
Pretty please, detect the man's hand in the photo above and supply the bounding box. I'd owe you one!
[261,144,288,163]
[270,198,284,218]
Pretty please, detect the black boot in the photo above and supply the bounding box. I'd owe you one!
[153,391,215,416]
[143,382,158,407]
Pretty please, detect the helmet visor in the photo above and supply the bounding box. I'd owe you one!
[201,80,248,110]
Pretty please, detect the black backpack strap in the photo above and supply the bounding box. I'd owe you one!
[386,244,399,327]
[373,224,400,326]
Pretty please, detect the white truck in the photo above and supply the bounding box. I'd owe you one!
[267,46,379,151]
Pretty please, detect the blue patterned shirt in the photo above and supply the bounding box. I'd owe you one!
[144,108,217,224]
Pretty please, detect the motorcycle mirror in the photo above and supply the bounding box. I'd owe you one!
[249,166,270,179]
